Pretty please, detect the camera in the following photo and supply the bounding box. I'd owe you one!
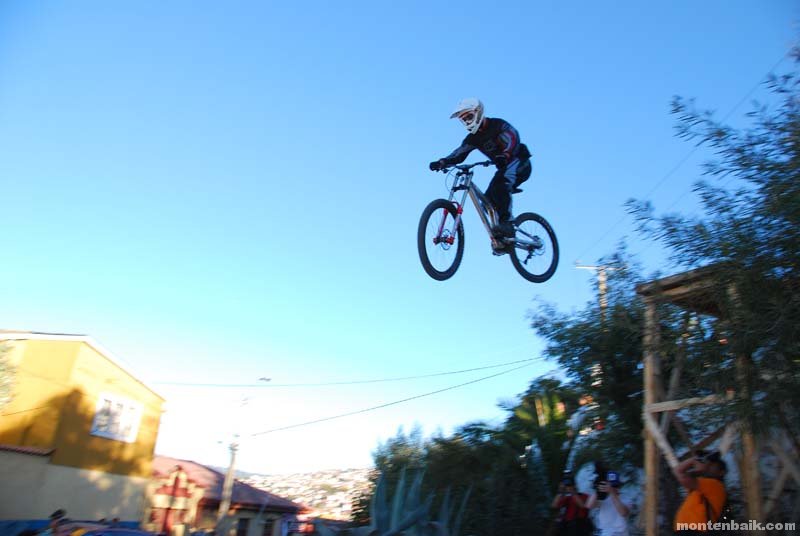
[687,449,722,476]
[593,461,620,500]
[561,470,575,485]
[701,450,721,464]
[518,444,532,468]
[694,449,710,462]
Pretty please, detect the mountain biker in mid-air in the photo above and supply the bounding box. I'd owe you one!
[429,98,532,247]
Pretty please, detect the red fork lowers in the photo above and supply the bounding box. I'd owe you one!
[432,207,448,245]
[433,204,462,245]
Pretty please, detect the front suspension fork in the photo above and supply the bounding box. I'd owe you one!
[433,185,471,245]
[434,203,464,245]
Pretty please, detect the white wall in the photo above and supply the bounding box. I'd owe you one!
[0,450,148,522]
[0,450,49,517]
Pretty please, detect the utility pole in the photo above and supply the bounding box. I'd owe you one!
[575,263,620,392]
[575,263,613,324]
[215,377,270,533]
[217,438,239,525]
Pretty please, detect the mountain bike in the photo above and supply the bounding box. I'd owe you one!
[417,160,559,283]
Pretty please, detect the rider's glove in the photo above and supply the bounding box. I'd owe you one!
[429,159,446,171]
[494,154,508,170]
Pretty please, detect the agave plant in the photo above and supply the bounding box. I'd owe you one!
[314,468,471,536]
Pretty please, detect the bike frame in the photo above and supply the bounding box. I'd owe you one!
[438,164,501,248]
[434,162,543,252]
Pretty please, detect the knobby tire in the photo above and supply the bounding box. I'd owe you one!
[417,199,465,281]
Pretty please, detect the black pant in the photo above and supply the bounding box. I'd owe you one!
[556,519,592,536]
[486,158,532,222]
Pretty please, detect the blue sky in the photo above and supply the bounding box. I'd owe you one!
[1,1,796,474]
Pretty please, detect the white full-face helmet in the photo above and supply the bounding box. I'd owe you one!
[450,97,484,134]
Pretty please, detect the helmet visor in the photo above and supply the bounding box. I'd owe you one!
[458,111,476,124]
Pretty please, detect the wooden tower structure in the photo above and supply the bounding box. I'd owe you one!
[636,265,799,535]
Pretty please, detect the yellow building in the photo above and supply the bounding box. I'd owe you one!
[0,331,165,531]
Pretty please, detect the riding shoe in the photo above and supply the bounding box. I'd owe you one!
[492,221,515,238]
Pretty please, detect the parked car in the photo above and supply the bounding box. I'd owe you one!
[59,522,157,536]
[77,531,158,536]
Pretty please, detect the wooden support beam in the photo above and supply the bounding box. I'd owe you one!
[671,416,694,448]
[643,411,679,469]
[741,429,764,522]
[660,316,691,436]
[763,466,789,519]
[646,395,727,413]
[769,439,800,486]
[734,356,763,524]
[719,422,738,455]
[676,424,727,460]
[643,299,660,536]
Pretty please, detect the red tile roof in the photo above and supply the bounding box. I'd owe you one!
[0,444,54,456]
[153,455,306,513]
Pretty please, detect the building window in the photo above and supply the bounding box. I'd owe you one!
[236,518,250,536]
[90,392,143,443]
[261,519,274,536]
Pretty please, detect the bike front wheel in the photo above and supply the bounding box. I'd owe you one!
[417,199,465,281]
[509,212,559,283]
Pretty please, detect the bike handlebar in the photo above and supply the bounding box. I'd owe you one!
[454,160,493,171]
[436,160,493,173]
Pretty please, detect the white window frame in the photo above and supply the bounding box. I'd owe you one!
[90,392,143,443]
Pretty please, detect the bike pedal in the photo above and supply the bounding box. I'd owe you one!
[492,244,510,256]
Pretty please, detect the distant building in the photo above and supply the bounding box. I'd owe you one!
[0,331,165,533]
[244,467,374,521]
[147,455,308,536]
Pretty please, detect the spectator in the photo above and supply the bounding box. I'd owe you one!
[673,450,727,534]
[551,472,592,536]
[585,470,630,536]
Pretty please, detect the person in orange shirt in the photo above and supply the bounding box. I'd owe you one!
[673,450,727,533]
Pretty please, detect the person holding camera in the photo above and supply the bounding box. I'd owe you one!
[551,472,592,536]
[673,450,727,532]
[585,469,630,536]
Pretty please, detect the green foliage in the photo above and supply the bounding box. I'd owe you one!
[324,468,469,536]
[0,342,15,411]
[505,377,580,492]
[356,388,581,535]
[628,51,800,434]
[529,249,680,469]
[373,425,427,476]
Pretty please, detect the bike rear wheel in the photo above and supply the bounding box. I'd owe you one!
[417,199,465,281]
[509,212,558,283]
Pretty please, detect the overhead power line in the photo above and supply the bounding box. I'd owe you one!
[633,48,795,260]
[151,357,542,388]
[249,361,536,437]
[573,45,794,265]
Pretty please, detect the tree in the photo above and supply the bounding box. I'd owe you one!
[529,248,684,471]
[628,50,800,436]
[424,421,548,536]
[357,409,566,535]
[503,377,580,493]
[352,425,427,526]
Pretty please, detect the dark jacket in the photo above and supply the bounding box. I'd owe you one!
[442,117,531,166]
